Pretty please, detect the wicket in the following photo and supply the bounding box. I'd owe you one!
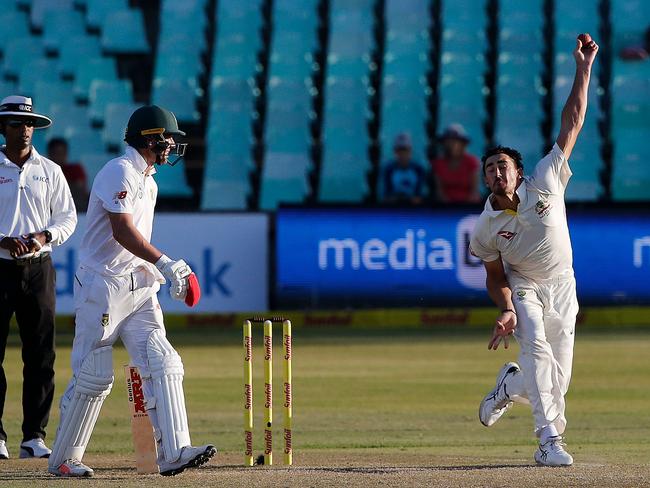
[243,317,292,466]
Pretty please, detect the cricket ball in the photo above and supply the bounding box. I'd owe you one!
[578,33,592,50]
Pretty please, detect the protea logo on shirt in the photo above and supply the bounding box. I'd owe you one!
[516,290,526,301]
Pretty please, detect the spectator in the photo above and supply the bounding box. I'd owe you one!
[47,138,88,211]
[431,124,481,203]
[382,133,426,205]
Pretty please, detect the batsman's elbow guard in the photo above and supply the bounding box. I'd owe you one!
[185,272,201,307]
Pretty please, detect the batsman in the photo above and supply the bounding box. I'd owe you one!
[48,106,215,477]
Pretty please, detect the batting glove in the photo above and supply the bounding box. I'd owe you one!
[155,254,191,301]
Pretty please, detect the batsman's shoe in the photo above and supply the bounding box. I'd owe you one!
[479,362,521,427]
[159,444,216,476]
[20,438,51,458]
[534,436,573,466]
[48,459,94,477]
[0,440,8,459]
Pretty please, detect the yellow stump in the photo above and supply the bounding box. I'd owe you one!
[263,320,273,466]
[243,320,254,467]
[283,320,293,466]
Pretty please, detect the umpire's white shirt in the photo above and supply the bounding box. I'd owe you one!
[470,144,574,284]
[79,146,161,279]
[0,146,77,259]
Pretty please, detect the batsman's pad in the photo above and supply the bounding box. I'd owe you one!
[185,273,201,307]
[146,330,191,463]
[49,346,114,468]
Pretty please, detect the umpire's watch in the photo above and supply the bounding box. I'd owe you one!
[43,229,52,244]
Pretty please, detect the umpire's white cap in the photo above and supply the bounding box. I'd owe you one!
[0,95,52,128]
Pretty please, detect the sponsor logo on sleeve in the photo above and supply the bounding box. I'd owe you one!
[114,190,128,200]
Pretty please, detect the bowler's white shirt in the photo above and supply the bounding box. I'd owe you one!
[79,146,161,278]
[0,146,77,260]
[470,144,574,283]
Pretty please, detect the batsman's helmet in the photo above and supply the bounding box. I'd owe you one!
[125,105,187,165]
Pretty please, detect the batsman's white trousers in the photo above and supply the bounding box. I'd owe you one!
[510,270,579,437]
[62,265,164,406]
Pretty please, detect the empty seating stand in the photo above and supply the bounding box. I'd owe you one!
[318,0,375,203]
[259,0,320,210]
[438,0,487,158]
[495,0,545,167]
[553,0,604,201]
[201,0,263,210]
[151,0,207,124]
[610,0,650,201]
[377,0,433,199]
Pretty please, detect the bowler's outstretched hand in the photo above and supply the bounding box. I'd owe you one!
[574,32,599,66]
[488,310,517,350]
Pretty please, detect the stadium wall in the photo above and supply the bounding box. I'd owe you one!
[47,208,650,328]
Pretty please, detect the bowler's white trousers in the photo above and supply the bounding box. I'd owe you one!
[62,265,164,405]
[510,270,579,437]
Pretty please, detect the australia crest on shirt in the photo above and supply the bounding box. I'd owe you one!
[535,197,552,218]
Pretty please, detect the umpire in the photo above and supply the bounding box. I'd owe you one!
[0,96,77,459]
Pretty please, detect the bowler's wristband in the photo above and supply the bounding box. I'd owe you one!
[501,308,517,315]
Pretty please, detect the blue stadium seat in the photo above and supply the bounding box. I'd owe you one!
[154,51,204,81]
[42,9,86,53]
[58,36,102,78]
[30,0,75,30]
[381,0,432,171]
[438,0,488,154]
[611,0,650,51]
[64,125,104,162]
[201,180,249,210]
[203,153,253,182]
[102,102,140,149]
[88,79,134,123]
[47,104,91,141]
[3,37,45,78]
[73,57,118,101]
[101,9,149,54]
[86,0,129,30]
[156,163,194,198]
[260,177,310,210]
[441,0,485,29]
[0,81,17,97]
[216,0,263,39]
[33,80,77,115]
[79,152,113,186]
[204,1,262,211]
[0,11,30,49]
[151,78,202,123]
[18,58,59,95]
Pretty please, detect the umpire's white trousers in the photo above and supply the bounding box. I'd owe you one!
[62,265,164,405]
[510,270,579,437]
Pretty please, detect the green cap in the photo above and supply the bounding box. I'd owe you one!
[125,105,186,138]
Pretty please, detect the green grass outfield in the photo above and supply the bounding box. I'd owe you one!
[1,327,649,486]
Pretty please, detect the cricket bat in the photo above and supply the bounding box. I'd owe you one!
[124,365,159,474]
